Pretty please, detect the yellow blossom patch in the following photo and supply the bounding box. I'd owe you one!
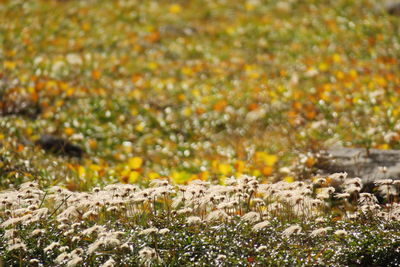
[255,152,278,167]
[128,157,143,170]
[169,4,182,14]
[218,163,232,175]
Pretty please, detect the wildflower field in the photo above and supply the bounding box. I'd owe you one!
[1,0,400,266]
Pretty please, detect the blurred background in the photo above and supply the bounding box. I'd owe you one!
[0,0,399,190]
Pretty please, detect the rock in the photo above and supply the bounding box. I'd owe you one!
[316,147,400,182]
[386,2,400,15]
[36,135,84,158]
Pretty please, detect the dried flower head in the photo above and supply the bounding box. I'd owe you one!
[282,225,302,238]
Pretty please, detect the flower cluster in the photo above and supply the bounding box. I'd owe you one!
[1,174,400,265]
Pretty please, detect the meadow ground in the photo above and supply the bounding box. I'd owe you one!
[1,0,400,266]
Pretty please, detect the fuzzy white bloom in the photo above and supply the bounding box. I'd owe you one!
[242,211,261,223]
[140,228,159,235]
[29,259,40,264]
[8,243,27,252]
[329,172,347,181]
[101,258,116,267]
[282,225,302,238]
[206,209,229,222]
[334,230,348,237]
[375,179,393,185]
[88,240,104,254]
[64,229,75,237]
[66,256,83,267]
[120,242,132,251]
[252,220,270,231]
[138,247,161,265]
[313,178,326,185]
[44,242,60,252]
[1,217,22,228]
[4,229,17,239]
[103,237,121,247]
[66,53,83,65]
[335,193,350,199]
[70,248,84,258]
[216,254,226,261]
[358,193,378,205]
[83,210,98,219]
[310,227,332,237]
[55,252,70,264]
[159,228,170,235]
[378,185,398,198]
[217,201,234,209]
[31,229,45,237]
[317,187,335,199]
[13,208,29,216]
[257,245,268,252]
[344,185,361,194]
[186,216,202,225]
[344,178,362,186]
[82,225,105,236]
[59,246,69,252]
[7,238,21,246]
[150,179,170,187]
[225,176,237,186]
[57,206,79,221]
[176,207,193,215]
[20,181,39,189]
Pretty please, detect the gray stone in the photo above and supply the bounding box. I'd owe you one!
[386,2,400,15]
[316,147,400,182]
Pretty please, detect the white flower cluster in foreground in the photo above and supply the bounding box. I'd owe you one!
[1,174,400,265]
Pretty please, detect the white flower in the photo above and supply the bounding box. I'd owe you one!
[70,248,84,258]
[186,216,202,225]
[1,217,22,228]
[252,221,270,231]
[242,211,261,223]
[282,225,302,238]
[140,227,158,235]
[358,193,378,205]
[310,227,332,237]
[313,178,326,185]
[216,254,226,261]
[88,240,104,254]
[31,229,45,237]
[344,185,361,194]
[44,242,60,253]
[66,54,83,65]
[159,228,170,235]
[334,230,348,237]
[101,258,116,267]
[55,252,70,264]
[4,229,17,239]
[82,225,105,236]
[138,247,161,265]
[8,243,27,252]
[149,179,170,187]
[103,237,120,247]
[66,256,83,267]
[120,242,132,251]
[375,179,393,185]
[335,193,350,199]
[206,209,229,222]
[257,245,268,252]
